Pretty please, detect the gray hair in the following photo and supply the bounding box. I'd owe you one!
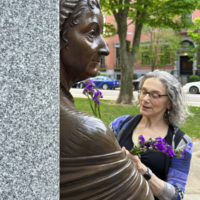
[136,70,193,125]
[60,0,101,47]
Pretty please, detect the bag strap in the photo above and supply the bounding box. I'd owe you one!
[119,115,135,131]
[116,115,138,143]
[174,129,186,149]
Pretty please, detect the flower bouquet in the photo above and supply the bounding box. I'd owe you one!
[82,78,103,119]
[130,135,189,158]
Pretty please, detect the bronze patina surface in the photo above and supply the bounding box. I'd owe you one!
[60,0,154,199]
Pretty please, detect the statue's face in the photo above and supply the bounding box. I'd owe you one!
[60,6,109,81]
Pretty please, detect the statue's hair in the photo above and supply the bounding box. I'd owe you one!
[60,0,101,47]
[135,70,193,125]
[60,0,79,31]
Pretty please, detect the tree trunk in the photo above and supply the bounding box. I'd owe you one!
[130,13,144,75]
[114,5,147,104]
[116,52,133,104]
[116,29,133,104]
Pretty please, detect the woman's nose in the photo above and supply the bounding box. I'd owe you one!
[98,36,110,56]
[143,93,151,101]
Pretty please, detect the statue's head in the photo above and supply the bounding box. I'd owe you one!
[60,0,109,82]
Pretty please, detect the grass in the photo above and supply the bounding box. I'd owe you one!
[74,97,200,140]
[178,106,200,140]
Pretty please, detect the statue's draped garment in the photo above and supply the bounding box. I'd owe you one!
[60,86,154,200]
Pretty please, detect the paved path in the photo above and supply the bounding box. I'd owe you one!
[184,194,200,200]
[185,141,200,196]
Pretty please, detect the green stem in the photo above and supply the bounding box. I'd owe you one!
[94,101,97,116]
[97,104,101,119]
[87,95,96,116]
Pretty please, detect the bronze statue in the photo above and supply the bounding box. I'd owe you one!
[60,0,154,199]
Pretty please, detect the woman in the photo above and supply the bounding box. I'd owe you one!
[59,0,154,199]
[110,70,193,200]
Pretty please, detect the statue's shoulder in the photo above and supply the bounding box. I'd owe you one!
[60,94,121,157]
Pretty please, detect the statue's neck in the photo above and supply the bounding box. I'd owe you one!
[60,82,74,104]
[60,62,73,91]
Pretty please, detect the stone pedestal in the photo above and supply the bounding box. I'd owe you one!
[0,1,59,199]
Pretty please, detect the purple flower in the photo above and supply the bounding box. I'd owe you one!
[157,143,166,151]
[174,146,188,159]
[144,142,151,148]
[84,78,95,86]
[138,135,145,143]
[162,139,167,145]
[93,97,100,105]
[95,90,103,98]
[181,148,186,158]
[92,90,103,105]
[83,84,95,96]
[130,135,187,158]
[152,146,158,150]
[164,145,175,157]
[82,80,103,119]
[167,149,175,157]
[152,140,166,151]
[146,148,150,152]
[155,136,163,141]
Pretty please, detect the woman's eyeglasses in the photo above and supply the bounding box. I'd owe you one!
[139,90,168,100]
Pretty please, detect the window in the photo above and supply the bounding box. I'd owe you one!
[100,56,105,68]
[140,41,151,46]
[181,40,194,49]
[141,53,150,66]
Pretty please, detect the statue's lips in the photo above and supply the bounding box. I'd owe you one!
[91,60,100,63]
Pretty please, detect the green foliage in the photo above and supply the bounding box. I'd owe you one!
[188,75,200,82]
[101,0,199,30]
[138,27,182,71]
[100,0,200,103]
[103,23,118,38]
[101,0,200,63]
[178,106,200,139]
[74,98,200,139]
[188,17,200,67]
[99,72,106,76]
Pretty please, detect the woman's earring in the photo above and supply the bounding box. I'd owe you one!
[167,110,170,115]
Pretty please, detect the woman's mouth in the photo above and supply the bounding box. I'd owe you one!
[142,105,151,109]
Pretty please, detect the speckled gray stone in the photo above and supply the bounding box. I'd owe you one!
[0,0,59,199]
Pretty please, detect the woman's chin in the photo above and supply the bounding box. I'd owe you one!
[140,109,150,117]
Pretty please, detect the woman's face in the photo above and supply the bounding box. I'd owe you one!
[60,6,109,82]
[139,78,171,118]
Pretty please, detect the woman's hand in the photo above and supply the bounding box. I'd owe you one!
[122,147,147,175]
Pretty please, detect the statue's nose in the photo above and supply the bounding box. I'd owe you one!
[98,36,110,56]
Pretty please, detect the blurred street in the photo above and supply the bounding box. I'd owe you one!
[70,88,200,107]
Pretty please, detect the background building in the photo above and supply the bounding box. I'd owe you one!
[100,10,200,84]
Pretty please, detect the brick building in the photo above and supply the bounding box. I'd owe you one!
[100,10,200,83]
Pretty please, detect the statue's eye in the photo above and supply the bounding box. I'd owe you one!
[88,30,95,39]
